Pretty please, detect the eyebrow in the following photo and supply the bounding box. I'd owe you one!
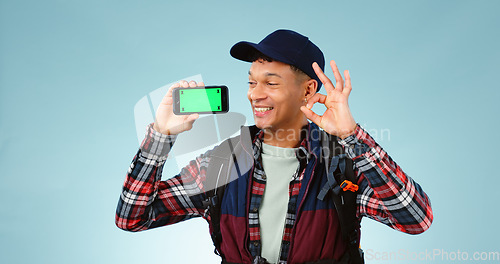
[248,70,283,78]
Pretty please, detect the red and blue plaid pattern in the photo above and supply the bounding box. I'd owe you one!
[116,123,433,263]
[339,126,433,233]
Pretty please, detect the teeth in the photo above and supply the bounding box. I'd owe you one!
[255,107,273,112]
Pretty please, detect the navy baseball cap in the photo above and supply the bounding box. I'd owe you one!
[230,29,325,90]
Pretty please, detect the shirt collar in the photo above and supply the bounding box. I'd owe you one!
[252,123,314,164]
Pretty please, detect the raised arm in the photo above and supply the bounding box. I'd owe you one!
[301,60,433,234]
[116,81,210,231]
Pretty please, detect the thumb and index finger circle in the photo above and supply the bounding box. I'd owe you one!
[300,105,322,127]
[306,93,327,109]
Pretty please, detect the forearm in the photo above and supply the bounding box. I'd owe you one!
[115,124,203,231]
[339,125,433,234]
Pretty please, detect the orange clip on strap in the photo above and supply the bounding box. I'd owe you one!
[340,180,359,192]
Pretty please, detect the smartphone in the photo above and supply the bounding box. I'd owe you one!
[172,85,229,115]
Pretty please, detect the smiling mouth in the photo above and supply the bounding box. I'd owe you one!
[255,107,273,112]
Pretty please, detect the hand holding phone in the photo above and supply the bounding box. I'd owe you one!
[172,85,229,115]
[153,80,203,135]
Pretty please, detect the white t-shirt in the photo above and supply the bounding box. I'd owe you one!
[259,143,299,263]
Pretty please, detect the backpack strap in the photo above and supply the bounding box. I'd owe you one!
[317,132,364,264]
[203,139,234,256]
[203,125,259,258]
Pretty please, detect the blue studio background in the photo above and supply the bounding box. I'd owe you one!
[1,0,499,263]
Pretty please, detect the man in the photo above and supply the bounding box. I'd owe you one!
[116,29,433,264]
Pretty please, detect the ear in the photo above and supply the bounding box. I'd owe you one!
[304,79,318,100]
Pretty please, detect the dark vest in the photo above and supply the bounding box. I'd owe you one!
[207,123,358,264]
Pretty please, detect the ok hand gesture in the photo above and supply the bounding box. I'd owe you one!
[300,60,357,139]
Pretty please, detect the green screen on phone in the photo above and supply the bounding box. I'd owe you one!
[179,88,222,113]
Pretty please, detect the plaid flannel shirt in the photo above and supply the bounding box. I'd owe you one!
[116,123,433,263]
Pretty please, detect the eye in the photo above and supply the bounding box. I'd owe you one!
[267,82,279,86]
[248,81,257,87]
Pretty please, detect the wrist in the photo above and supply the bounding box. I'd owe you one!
[153,123,169,135]
[338,123,357,139]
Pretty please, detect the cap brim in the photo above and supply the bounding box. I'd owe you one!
[230,41,294,66]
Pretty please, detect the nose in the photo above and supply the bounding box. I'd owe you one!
[249,83,267,102]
